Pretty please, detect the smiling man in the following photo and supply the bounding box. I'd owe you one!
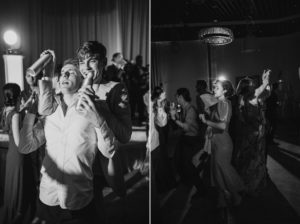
[76,41,132,144]
[76,41,132,210]
[19,59,116,224]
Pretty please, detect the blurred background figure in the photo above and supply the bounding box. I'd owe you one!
[266,82,279,145]
[128,55,148,125]
[105,52,127,82]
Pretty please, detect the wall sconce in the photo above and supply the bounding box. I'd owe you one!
[2,29,24,90]
[3,30,21,54]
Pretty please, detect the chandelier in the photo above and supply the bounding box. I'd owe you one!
[199,27,234,46]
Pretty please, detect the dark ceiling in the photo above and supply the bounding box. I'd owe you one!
[152,0,300,41]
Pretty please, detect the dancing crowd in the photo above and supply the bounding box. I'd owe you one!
[150,69,274,223]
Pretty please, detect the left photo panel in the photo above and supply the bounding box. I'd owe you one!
[0,0,149,224]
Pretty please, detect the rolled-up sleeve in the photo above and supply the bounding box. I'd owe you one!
[38,79,58,116]
[19,113,46,154]
[95,121,117,159]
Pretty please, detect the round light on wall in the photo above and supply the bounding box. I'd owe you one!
[3,30,18,46]
[199,27,234,46]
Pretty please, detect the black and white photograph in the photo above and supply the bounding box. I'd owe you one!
[0,0,149,224]
[1,0,300,224]
[152,0,300,224]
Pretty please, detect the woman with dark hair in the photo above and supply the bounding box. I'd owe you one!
[149,86,176,192]
[234,70,271,196]
[0,83,26,224]
[149,86,176,223]
[199,80,244,221]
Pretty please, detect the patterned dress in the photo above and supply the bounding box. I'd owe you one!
[234,101,267,196]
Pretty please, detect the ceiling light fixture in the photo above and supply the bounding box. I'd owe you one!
[199,27,234,45]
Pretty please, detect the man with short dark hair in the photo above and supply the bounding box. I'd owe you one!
[77,41,132,144]
[170,87,206,199]
[76,40,132,222]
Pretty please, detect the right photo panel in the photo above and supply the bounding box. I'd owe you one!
[151,0,300,224]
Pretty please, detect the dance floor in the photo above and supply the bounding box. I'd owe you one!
[103,125,149,224]
[157,121,300,224]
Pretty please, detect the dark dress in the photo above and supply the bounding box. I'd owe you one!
[0,109,36,224]
[234,101,267,196]
[1,110,24,224]
[210,100,244,207]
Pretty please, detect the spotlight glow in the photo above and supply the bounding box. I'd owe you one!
[3,30,18,46]
[218,75,226,81]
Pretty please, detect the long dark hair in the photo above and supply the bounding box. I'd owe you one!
[151,86,163,102]
[151,86,164,114]
[236,77,256,102]
[3,83,21,107]
[196,80,208,94]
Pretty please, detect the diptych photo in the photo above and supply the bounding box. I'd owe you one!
[0,0,300,224]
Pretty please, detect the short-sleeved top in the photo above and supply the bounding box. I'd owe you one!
[211,99,232,133]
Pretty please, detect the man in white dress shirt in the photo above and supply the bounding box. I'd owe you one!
[19,59,116,224]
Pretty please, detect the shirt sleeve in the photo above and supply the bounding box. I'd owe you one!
[19,113,46,154]
[38,79,58,116]
[95,121,117,159]
[105,83,132,143]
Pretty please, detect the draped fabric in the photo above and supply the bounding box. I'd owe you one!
[0,0,149,105]
[151,41,208,102]
[151,43,163,89]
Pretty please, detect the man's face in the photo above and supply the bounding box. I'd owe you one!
[115,54,127,68]
[176,94,182,106]
[59,64,82,94]
[115,54,123,63]
[79,55,105,82]
[25,73,37,86]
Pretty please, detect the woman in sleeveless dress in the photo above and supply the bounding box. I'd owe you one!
[0,83,24,224]
[0,83,37,224]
